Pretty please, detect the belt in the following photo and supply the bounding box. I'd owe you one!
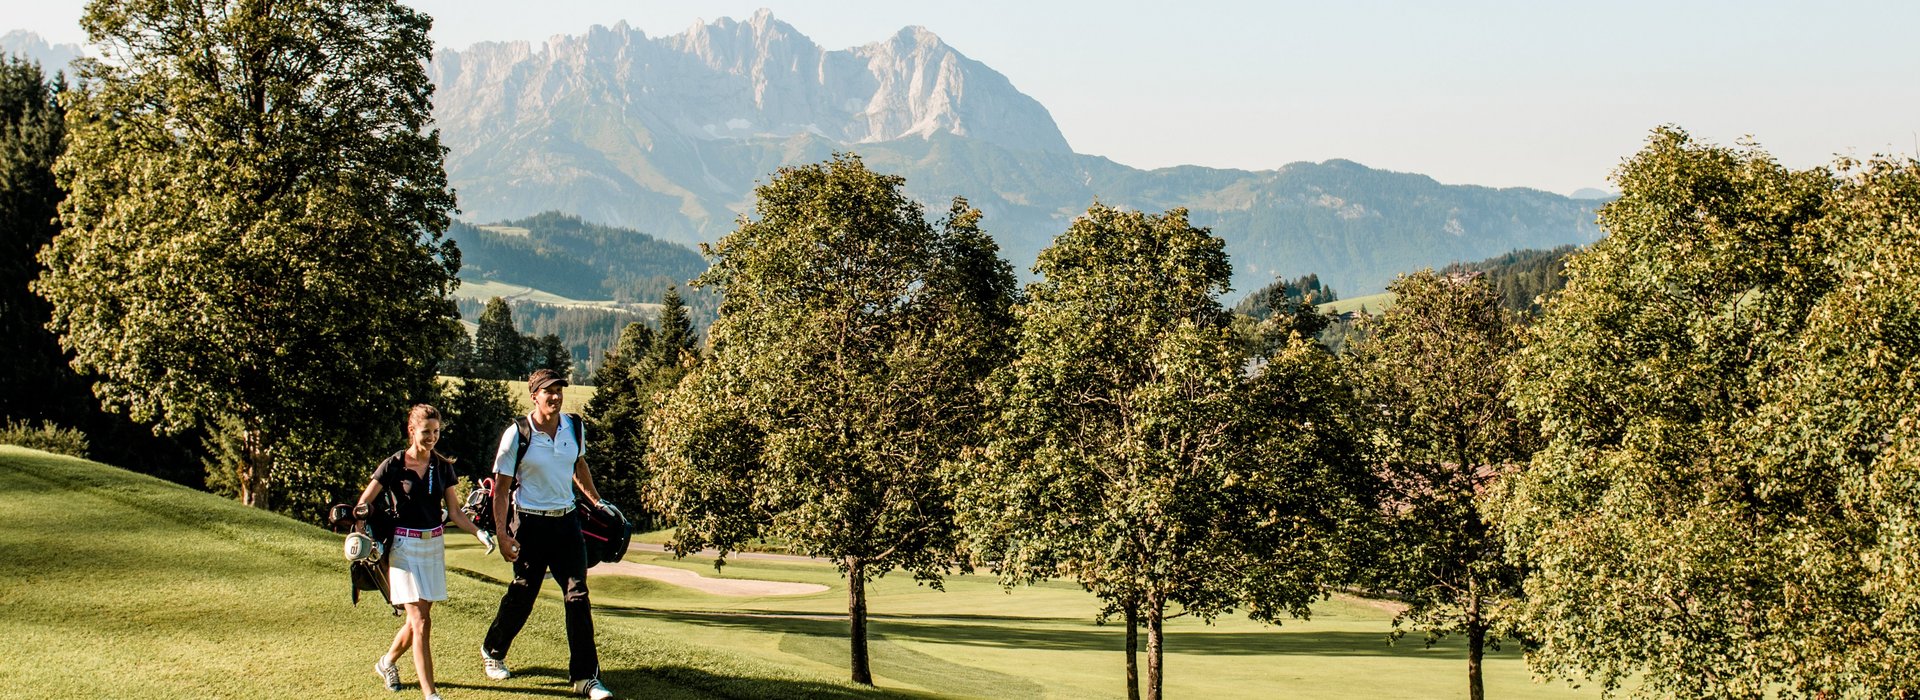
[395,526,443,539]
[515,505,575,518]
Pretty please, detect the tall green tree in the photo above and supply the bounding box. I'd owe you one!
[0,57,89,426]
[1500,127,1920,696]
[585,287,700,525]
[536,332,572,378]
[954,204,1369,700]
[650,285,698,369]
[648,154,1016,685]
[584,320,659,521]
[438,377,517,476]
[1349,269,1535,700]
[37,0,459,512]
[472,296,530,380]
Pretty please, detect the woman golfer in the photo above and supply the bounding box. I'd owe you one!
[357,404,494,700]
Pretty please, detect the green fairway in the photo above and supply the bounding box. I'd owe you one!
[3,447,1599,698]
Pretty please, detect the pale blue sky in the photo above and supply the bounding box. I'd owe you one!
[10,1,1919,194]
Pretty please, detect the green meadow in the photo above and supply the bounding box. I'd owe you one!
[1318,292,1396,316]
[2,447,1600,699]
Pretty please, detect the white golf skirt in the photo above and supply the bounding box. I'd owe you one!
[387,533,447,604]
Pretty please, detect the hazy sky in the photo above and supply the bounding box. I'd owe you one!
[11,1,1919,195]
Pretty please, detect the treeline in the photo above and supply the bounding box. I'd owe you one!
[453,297,651,383]
[0,57,203,486]
[1439,244,1577,314]
[1232,272,1338,319]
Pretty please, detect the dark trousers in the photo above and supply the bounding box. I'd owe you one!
[482,511,599,682]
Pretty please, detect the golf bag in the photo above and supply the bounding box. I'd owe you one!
[579,499,632,567]
[328,494,400,613]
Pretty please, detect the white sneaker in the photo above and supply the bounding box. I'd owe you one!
[373,655,402,691]
[480,649,512,680]
[574,677,614,700]
[424,694,443,700]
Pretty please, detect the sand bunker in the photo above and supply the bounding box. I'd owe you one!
[596,561,828,597]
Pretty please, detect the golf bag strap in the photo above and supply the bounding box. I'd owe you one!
[511,413,584,470]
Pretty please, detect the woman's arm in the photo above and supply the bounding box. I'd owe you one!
[353,479,385,532]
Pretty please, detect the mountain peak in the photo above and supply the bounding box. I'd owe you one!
[433,15,1070,156]
[888,25,946,48]
[0,30,85,71]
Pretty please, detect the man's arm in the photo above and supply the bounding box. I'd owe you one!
[493,473,518,562]
[490,423,522,562]
[573,456,604,507]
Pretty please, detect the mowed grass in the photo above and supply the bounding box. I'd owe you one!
[0,447,878,700]
[4,447,1602,699]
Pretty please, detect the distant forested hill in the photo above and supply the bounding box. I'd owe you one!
[1440,245,1578,314]
[448,212,715,380]
[449,211,709,303]
[1234,273,1338,319]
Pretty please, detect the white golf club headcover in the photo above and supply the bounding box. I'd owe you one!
[344,531,380,562]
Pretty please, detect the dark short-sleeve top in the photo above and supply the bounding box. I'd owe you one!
[371,451,458,529]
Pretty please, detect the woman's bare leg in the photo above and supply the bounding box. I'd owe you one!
[385,614,413,664]
[408,601,436,697]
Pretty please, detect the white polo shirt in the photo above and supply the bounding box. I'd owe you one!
[492,413,585,512]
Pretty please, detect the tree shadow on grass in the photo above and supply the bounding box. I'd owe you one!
[602,605,1454,658]
[437,649,918,699]
[621,665,928,700]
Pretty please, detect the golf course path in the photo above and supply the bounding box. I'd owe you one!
[596,560,829,597]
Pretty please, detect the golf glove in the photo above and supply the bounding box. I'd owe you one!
[477,529,497,555]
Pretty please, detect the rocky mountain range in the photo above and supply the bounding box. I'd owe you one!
[429,10,1600,295]
[0,31,83,74]
[5,13,1603,296]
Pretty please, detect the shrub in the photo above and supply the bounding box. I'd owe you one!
[0,420,90,458]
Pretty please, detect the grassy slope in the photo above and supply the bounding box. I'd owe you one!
[0,448,874,700]
[453,278,664,315]
[1320,291,1396,315]
[3,447,1599,699]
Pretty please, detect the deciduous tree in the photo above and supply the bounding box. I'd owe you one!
[38,0,459,511]
[648,154,1015,685]
[954,204,1369,700]
[1501,127,1920,696]
[1349,269,1534,700]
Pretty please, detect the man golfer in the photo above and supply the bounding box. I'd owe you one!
[480,369,615,700]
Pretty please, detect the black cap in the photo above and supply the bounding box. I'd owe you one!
[528,368,569,393]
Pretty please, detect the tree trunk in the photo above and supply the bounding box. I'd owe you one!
[239,427,270,510]
[1146,592,1165,700]
[847,556,872,685]
[1467,592,1485,700]
[1124,600,1140,700]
